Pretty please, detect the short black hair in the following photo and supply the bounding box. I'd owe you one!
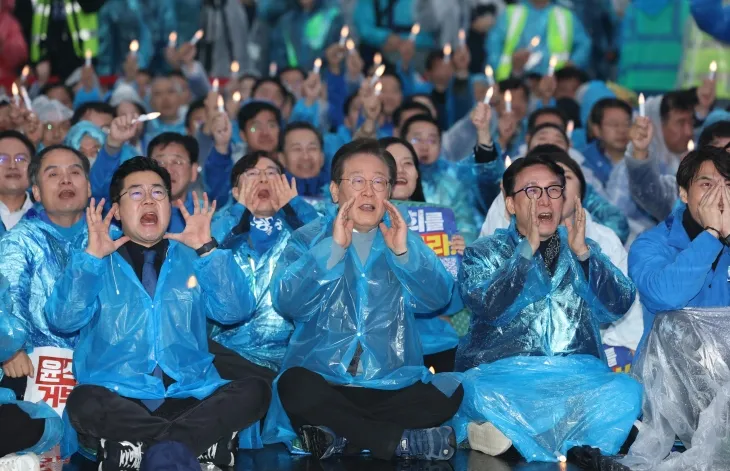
[279,66,306,80]
[0,130,36,157]
[503,153,566,197]
[284,90,296,108]
[237,101,282,132]
[660,90,696,122]
[699,120,730,148]
[110,156,172,203]
[589,98,633,126]
[677,146,730,191]
[528,123,569,148]
[185,98,206,131]
[554,66,589,84]
[393,100,433,129]
[380,70,403,92]
[230,150,284,189]
[378,136,426,202]
[28,145,90,187]
[283,121,324,148]
[147,132,199,164]
[555,98,581,128]
[401,114,442,140]
[331,138,397,184]
[528,107,567,132]
[425,49,446,71]
[39,83,74,102]
[251,77,287,101]
[115,101,146,118]
[71,102,115,125]
[528,144,586,199]
[498,78,530,99]
[343,92,360,117]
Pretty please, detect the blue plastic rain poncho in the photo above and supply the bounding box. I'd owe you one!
[0,210,86,350]
[45,234,256,401]
[64,121,107,168]
[261,208,460,446]
[690,0,730,43]
[452,221,641,461]
[209,198,320,372]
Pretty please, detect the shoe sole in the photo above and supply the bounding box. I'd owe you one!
[468,422,512,457]
[300,426,334,460]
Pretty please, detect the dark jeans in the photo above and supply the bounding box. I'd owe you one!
[277,367,464,460]
[423,348,457,373]
[66,378,271,456]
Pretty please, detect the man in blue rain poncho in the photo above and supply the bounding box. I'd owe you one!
[45,157,271,470]
[0,131,36,234]
[453,154,641,464]
[264,139,464,462]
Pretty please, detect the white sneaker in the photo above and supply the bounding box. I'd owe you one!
[467,422,513,456]
[0,453,40,471]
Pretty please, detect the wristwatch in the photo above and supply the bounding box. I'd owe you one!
[196,238,219,256]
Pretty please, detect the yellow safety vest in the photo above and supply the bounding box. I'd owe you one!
[678,12,730,100]
[496,5,573,81]
[31,0,99,63]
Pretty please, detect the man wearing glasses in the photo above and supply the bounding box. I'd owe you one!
[0,131,35,235]
[266,139,463,462]
[453,154,641,465]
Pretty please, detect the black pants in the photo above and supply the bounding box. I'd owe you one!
[66,378,271,456]
[0,404,45,457]
[208,339,277,385]
[423,348,457,373]
[277,367,464,461]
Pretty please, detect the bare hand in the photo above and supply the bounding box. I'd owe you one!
[35,61,51,84]
[85,199,130,259]
[471,102,492,145]
[380,200,408,255]
[236,178,264,213]
[360,81,382,122]
[178,43,197,66]
[302,72,323,106]
[451,235,466,256]
[325,44,346,74]
[497,112,518,148]
[22,112,42,145]
[164,192,217,250]
[511,49,530,73]
[526,198,540,254]
[80,63,96,91]
[537,75,557,103]
[565,196,588,257]
[107,115,139,148]
[165,45,181,70]
[211,112,232,153]
[2,350,34,378]
[721,187,730,238]
[697,184,723,234]
[346,48,365,81]
[123,54,139,82]
[383,34,402,53]
[696,78,716,117]
[333,197,356,249]
[399,38,416,66]
[630,116,653,159]
[270,174,298,211]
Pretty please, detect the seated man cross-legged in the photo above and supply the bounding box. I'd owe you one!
[45,157,271,471]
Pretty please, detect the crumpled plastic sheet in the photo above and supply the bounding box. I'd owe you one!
[452,354,641,462]
[621,308,730,471]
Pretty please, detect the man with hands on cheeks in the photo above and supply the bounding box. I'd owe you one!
[45,157,270,471]
[453,154,640,463]
[266,139,464,463]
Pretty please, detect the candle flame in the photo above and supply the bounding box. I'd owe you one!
[21,66,29,78]
[374,82,383,94]
[11,83,18,96]
[504,90,512,102]
[505,156,512,168]
[340,25,349,38]
[346,38,355,51]
[486,87,493,102]
[212,78,219,90]
[217,95,224,108]
[549,55,558,68]
[314,58,322,69]
[688,140,695,152]
[485,65,493,78]
[638,93,645,105]
[85,49,92,60]
[458,29,466,41]
[194,30,204,41]
[129,40,139,52]
[233,91,241,103]
[230,61,240,73]
[169,32,177,43]
[557,454,567,463]
[375,64,386,78]
[187,275,198,289]
[443,43,452,56]
[567,120,574,134]
[428,366,436,374]
[710,61,718,73]
[530,36,540,48]
[374,52,383,66]
[269,62,277,76]
[411,24,420,36]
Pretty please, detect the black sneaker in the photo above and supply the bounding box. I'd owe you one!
[98,439,144,471]
[299,425,348,460]
[197,432,237,468]
[396,426,456,461]
[567,445,631,471]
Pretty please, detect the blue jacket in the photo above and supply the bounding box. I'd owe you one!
[690,0,730,43]
[45,236,256,401]
[399,68,475,131]
[457,220,636,372]
[629,204,730,341]
[354,0,435,49]
[209,198,319,371]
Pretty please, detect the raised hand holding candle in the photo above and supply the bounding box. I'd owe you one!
[547,55,558,76]
[168,32,177,49]
[339,26,349,47]
[11,83,20,107]
[485,65,494,86]
[370,64,386,86]
[190,30,204,46]
[313,58,322,75]
[638,93,645,117]
[21,66,30,83]
[458,29,466,48]
[409,23,420,42]
[483,87,493,105]
[217,96,225,113]
[346,39,356,55]
[443,44,452,64]
[132,112,161,124]
[129,40,139,58]
[709,61,718,81]
[504,90,512,113]
[20,87,32,111]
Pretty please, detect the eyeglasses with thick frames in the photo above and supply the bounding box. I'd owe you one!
[512,185,565,200]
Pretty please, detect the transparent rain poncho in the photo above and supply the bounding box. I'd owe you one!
[622,308,730,471]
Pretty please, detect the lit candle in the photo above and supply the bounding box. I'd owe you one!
[84,49,92,68]
[233,91,241,103]
[373,52,383,66]
[313,58,323,75]
[443,43,452,64]
[428,366,435,374]
[20,87,32,111]
[547,55,558,76]
[339,26,349,47]
[485,65,494,86]
[409,23,420,42]
[483,86,493,105]
[504,90,512,113]
[269,62,278,77]
[374,82,383,97]
[20,66,30,83]
[688,140,695,152]
[638,93,645,118]
[190,29,204,46]
[346,39,356,55]
[505,155,512,169]
[370,64,386,86]
[566,120,574,139]
[217,95,225,113]
[230,61,240,80]
[458,29,466,49]
[529,36,540,50]
[212,79,219,93]
[132,112,161,124]
[11,83,19,107]
[709,61,718,81]
[168,32,177,49]
[554,452,567,463]
[129,40,139,58]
